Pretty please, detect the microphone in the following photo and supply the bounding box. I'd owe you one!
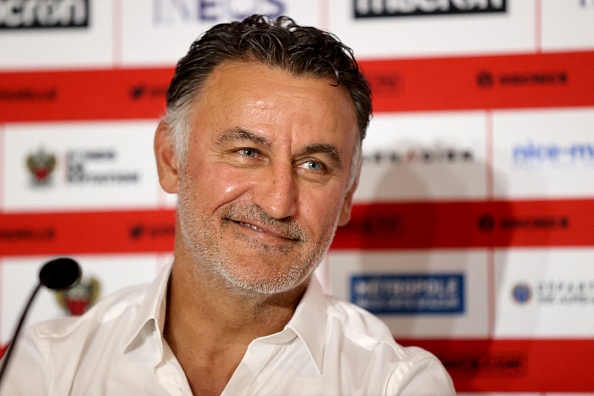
[0,257,81,385]
[39,257,81,290]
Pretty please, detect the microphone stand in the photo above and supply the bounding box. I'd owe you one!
[0,257,80,387]
[0,283,43,382]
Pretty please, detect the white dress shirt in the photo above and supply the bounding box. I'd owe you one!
[1,264,455,395]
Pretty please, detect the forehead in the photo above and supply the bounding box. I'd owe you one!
[190,61,359,145]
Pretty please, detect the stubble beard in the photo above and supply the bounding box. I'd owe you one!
[176,177,339,296]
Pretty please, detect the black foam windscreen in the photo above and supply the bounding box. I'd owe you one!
[38,257,81,290]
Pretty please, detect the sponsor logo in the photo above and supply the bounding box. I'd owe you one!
[27,148,57,185]
[0,227,55,241]
[0,87,57,102]
[153,0,286,25]
[513,140,594,168]
[66,149,139,184]
[477,214,495,231]
[129,84,168,101]
[364,147,474,165]
[350,274,465,315]
[511,282,532,304]
[129,223,175,240]
[513,280,594,306]
[477,70,568,89]
[366,71,403,97]
[477,213,570,232]
[338,213,403,238]
[0,0,89,30]
[354,0,507,19]
[23,147,141,188]
[56,276,99,315]
[443,353,527,376]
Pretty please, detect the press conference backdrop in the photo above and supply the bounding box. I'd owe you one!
[1,0,593,394]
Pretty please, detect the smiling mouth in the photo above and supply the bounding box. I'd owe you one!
[230,219,301,242]
[237,221,264,233]
[222,205,305,242]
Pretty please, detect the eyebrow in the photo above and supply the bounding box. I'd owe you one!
[298,143,343,170]
[216,127,343,169]
[215,127,271,147]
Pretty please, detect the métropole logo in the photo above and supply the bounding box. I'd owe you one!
[153,0,285,25]
[476,70,568,89]
[513,140,594,168]
[0,0,89,30]
[364,147,474,165]
[354,0,507,18]
[350,273,465,315]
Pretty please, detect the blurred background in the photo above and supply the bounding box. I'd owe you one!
[1,1,593,394]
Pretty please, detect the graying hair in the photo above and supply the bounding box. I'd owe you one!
[163,14,371,190]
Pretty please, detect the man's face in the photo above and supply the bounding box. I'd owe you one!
[157,61,360,295]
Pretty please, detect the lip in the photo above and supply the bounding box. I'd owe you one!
[230,219,300,242]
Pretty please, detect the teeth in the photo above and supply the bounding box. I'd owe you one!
[239,221,263,232]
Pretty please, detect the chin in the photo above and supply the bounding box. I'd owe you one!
[218,260,316,296]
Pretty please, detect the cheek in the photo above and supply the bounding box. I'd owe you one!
[193,165,252,206]
[299,188,345,230]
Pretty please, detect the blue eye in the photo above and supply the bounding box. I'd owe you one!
[303,161,324,171]
[238,148,258,158]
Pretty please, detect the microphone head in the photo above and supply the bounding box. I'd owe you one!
[39,257,81,290]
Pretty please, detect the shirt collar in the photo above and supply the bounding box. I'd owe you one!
[120,263,329,374]
[122,262,172,357]
[284,276,328,374]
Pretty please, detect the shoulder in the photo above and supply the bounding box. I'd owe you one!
[33,282,148,341]
[324,296,456,395]
[2,283,152,394]
[324,294,398,350]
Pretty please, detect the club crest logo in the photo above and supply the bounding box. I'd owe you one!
[26,148,57,185]
[56,277,100,316]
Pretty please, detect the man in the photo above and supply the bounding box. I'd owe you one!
[2,15,455,395]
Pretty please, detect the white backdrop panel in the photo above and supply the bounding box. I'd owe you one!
[121,0,321,66]
[328,249,490,338]
[355,111,488,202]
[494,247,594,338]
[3,120,160,212]
[0,1,114,70]
[328,0,535,58]
[1,253,164,344]
[492,107,594,199]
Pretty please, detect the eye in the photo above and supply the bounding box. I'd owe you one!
[300,160,326,172]
[237,148,259,158]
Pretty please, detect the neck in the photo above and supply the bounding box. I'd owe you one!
[163,251,309,395]
[167,254,308,336]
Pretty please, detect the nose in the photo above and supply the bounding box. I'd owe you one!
[253,162,298,220]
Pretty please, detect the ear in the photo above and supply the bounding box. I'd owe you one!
[337,168,360,227]
[154,120,180,194]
